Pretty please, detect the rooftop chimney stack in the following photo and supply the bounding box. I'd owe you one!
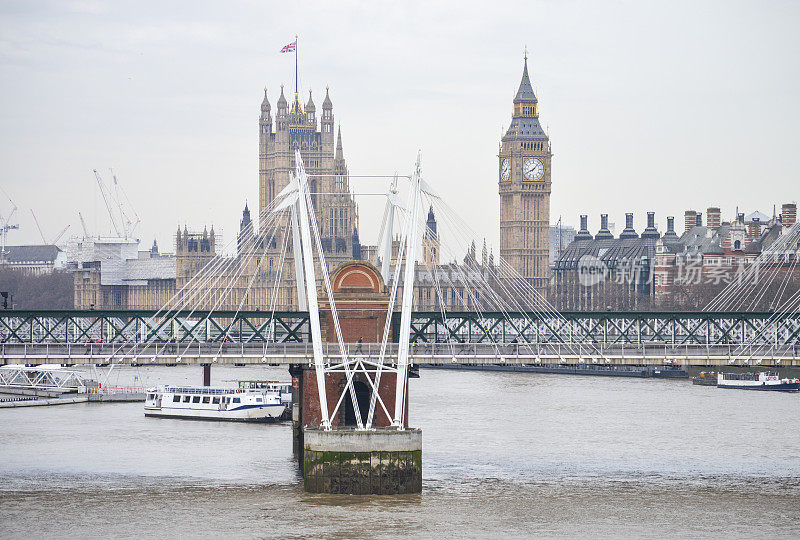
[685,210,697,233]
[707,207,721,231]
[782,203,797,228]
[663,216,678,240]
[619,212,638,239]
[595,213,613,240]
[641,211,661,240]
[575,214,593,240]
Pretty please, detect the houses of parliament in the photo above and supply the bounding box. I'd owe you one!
[72,57,551,310]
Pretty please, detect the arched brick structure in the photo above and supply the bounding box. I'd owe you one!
[331,261,384,293]
[322,261,388,343]
[292,261,408,435]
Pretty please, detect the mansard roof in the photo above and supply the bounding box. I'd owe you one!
[554,237,659,271]
[3,245,61,264]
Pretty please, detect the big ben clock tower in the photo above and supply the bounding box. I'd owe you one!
[499,54,552,294]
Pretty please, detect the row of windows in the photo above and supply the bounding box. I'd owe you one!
[171,395,243,404]
[522,142,545,151]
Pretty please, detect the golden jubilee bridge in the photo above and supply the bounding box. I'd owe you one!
[2,308,800,369]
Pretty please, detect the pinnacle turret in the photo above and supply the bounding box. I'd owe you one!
[306,89,315,112]
[425,206,437,239]
[335,124,344,161]
[514,56,537,104]
[322,86,332,109]
[277,84,287,116]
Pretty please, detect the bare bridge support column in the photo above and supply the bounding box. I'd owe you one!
[202,364,211,387]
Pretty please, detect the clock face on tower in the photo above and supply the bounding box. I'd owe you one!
[524,158,544,181]
[501,158,510,181]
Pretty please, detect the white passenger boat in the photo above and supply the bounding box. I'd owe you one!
[144,381,292,422]
[717,371,800,392]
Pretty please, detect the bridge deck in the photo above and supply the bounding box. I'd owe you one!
[2,342,798,367]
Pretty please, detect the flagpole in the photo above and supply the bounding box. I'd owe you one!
[295,34,298,95]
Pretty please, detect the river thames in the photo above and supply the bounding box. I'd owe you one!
[1,366,799,538]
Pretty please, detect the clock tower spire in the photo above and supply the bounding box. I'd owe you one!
[498,54,552,294]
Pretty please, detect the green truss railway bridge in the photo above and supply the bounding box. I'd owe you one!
[2,309,799,370]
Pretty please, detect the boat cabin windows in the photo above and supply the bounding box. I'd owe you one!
[173,395,181,403]
[212,397,220,404]
[202,397,210,404]
[192,396,201,403]
[256,397,263,402]
[233,397,241,404]
[182,395,191,403]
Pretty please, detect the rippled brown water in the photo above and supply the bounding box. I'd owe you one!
[2,366,800,538]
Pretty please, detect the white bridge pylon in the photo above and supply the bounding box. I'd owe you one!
[272,150,427,431]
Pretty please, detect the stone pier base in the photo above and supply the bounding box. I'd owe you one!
[303,427,422,494]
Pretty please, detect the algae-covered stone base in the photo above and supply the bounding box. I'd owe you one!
[303,428,422,494]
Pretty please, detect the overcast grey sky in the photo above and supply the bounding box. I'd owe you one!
[1,0,798,253]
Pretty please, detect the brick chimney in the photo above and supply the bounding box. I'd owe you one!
[748,217,761,239]
[684,210,697,233]
[782,203,797,228]
[707,207,721,231]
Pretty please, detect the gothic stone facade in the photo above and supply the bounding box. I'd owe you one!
[499,57,552,294]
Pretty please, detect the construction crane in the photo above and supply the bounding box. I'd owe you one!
[92,168,140,239]
[51,224,71,244]
[78,212,90,239]
[110,167,141,238]
[30,210,70,245]
[0,189,19,259]
[30,209,47,244]
[93,169,122,237]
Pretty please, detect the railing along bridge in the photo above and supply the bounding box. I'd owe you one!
[2,309,800,346]
[1,309,799,368]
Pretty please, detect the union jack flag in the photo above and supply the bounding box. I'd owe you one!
[280,40,296,53]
